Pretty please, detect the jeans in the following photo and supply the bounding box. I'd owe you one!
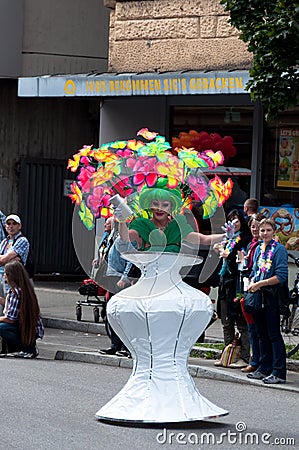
[0,322,36,353]
[253,302,286,379]
[248,323,260,368]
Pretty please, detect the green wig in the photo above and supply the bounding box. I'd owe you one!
[139,179,183,213]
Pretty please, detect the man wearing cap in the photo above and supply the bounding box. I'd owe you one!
[0,215,29,298]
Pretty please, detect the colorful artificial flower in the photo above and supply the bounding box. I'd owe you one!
[86,185,112,215]
[127,157,158,187]
[67,154,81,172]
[77,166,96,193]
[68,128,234,229]
[78,202,94,230]
[200,150,224,168]
[69,182,82,205]
[77,145,94,156]
[137,128,158,140]
[138,137,171,162]
[201,190,218,219]
[177,148,209,169]
[126,139,146,152]
[92,148,119,163]
[209,175,233,206]
[185,173,209,203]
[155,155,184,188]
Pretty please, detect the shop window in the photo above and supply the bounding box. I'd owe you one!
[261,108,299,250]
[170,105,253,213]
[262,108,299,208]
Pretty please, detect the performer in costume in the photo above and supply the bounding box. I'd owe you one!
[115,179,232,251]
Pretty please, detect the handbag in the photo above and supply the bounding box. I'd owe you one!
[219,333,241,367]
[244,289,266,313]
[240,297,255,324]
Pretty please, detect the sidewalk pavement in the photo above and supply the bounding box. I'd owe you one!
[35,281,299,393]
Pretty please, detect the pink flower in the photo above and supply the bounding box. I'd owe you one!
[116,148,132,158]
[78,166,95,192]
[127,157,158,187]
[86,186,111,214]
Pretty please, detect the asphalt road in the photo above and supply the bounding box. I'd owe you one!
[1,358,297,450]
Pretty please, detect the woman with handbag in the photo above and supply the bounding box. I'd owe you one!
[214,209,251,368]
[246,218,288,384]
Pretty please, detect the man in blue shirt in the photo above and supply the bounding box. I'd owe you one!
[0,214,29,298]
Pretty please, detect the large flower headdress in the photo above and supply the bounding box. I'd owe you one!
[67,128,234,229]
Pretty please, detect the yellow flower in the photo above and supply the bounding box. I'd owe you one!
[93,148,119,163]
[68,182,82,204]
[67,154,81,172]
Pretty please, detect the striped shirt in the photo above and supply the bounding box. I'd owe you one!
[0,232,29,275]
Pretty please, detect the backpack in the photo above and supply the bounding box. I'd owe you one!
[14,235,35,278]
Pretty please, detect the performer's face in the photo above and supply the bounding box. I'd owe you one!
[150,200,172,220]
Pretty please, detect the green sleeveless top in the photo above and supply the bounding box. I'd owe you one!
[129,215,194,253]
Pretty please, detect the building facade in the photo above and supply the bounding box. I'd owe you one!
[0,0,110,273]
[13,0,299,270]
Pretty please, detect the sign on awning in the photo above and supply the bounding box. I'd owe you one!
[18,70,250,97]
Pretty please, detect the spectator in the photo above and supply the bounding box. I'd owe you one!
[244,198,259,218]
[0,260,44,357]
[99,234,134,358]
[0,215,29,298]
[247,218,288,384]
[93,217,115,268]
[240,213,265,373]
[213,209,251,368]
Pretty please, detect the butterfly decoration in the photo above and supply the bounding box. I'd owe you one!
[67,129,234,229]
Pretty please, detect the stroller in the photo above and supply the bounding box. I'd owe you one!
[76,275,107,324]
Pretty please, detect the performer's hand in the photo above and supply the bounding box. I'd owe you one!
[221,219,238,240]
[113,206,131,223]
[113,206,126,222]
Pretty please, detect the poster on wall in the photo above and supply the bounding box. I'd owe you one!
[277,128,299,188]
[259,206,299,250]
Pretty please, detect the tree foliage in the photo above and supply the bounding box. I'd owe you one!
[221,0,299,120]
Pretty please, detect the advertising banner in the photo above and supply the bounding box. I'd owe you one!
[277,128,299,188]
[259,206,299,250]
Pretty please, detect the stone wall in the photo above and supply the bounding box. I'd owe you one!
[104,0,252,73]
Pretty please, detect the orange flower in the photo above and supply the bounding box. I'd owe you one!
[68,182,82,204]
[209,175,233,206]
[67,154,81,172]
[92,148,119,163]
[156,156,184,187]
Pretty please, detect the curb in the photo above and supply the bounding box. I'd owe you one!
[43,317,106,335]
[191,345,299,373]
[54,349,299,393]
